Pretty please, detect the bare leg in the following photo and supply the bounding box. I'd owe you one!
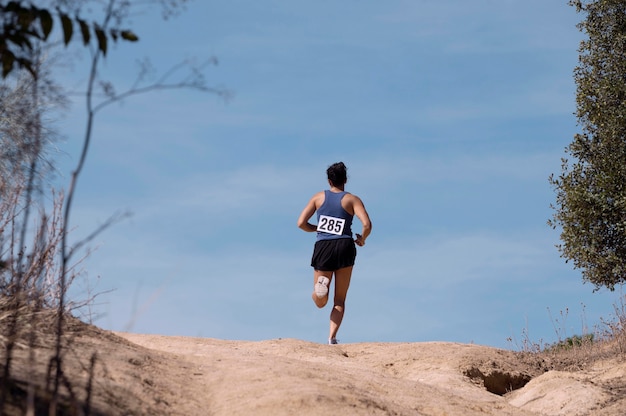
[329,266,352,341]
[312,270,333,308]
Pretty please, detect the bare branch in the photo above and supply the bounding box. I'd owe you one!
[67,210,132,260]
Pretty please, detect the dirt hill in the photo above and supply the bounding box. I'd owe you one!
[2,320,626,415]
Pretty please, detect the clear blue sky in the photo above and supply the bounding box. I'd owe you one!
[55,0,624,349]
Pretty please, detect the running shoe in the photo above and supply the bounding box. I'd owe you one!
[328,338,338,345]
[314,276,330,298]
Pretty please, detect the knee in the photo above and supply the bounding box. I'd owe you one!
[333,301,345,311]
[333,294,346,309]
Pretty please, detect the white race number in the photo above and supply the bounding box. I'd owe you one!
[317,215,346,235]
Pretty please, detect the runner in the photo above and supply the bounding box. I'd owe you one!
[297,162,372,345]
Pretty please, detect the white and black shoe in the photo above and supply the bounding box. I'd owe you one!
[314,276,330,298]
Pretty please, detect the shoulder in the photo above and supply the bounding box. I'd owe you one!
[311,190,326,206]
[343,192,363,204]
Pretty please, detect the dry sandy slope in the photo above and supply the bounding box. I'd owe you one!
[115,333,626,416]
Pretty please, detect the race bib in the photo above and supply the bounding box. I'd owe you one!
[317,215,346,235]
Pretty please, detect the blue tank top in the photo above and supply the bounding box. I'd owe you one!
[316,190,353,241]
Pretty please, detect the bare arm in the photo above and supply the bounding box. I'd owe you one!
[297,192,323,232]
[349,195,372,246]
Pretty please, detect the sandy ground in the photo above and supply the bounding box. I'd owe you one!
[3,321,626,415]
[114,332,626,415]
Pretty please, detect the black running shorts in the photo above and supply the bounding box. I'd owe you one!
[310,238,357,271]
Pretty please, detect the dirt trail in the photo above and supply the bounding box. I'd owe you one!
[114,333,626,416]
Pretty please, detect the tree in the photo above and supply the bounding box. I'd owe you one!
[0,0,138,77]
[549,0,626,291]
[0,0,226,412]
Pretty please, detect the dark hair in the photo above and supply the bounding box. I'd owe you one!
[327,162,347,186]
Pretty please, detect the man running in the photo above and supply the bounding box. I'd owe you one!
[297,162,372,345]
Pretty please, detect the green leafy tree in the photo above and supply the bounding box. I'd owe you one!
[0,0,138,77]
[550,0,626,291]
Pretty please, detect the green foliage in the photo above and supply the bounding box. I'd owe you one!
[0,1,138,78]
[550,0,626,290]
[545,334,595,352]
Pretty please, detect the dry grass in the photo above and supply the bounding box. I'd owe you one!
[0,303,124,416]
[509,294,626,375]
